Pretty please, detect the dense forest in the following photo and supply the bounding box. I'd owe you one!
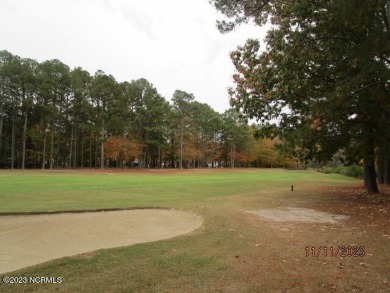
[0,50,298,170]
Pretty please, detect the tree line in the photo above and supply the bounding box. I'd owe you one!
[211,0,390,192]
[0,50,297,170]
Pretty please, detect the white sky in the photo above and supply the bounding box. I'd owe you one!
[0,0,268,113]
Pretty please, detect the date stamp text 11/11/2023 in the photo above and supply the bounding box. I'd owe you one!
[305,246,365,257]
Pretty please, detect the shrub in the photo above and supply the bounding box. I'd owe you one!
[318,164,363,178]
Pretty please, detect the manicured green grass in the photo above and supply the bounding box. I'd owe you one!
[2,169,389,293]
[0,169,356,213]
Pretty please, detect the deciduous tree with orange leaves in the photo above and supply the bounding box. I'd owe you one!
[104,135,142,169]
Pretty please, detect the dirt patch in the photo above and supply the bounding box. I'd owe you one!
[247,207,349,224]
[0,209,202,274]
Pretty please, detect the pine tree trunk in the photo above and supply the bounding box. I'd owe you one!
[364,161,378,192]
[56,135,60,168]
[73,127,78,169]
[144,147,148,168]
[363,138,378,193]
[49,125,54,169]
[11,112,15,170]
[180,125,183,169]
[21,111,27,169]
[377,148,385,184]
[69,127,73,169]
[95,137,98,168]
[384,155,390,185]
[100,127,104,169]
[42,127,47,169]
[89,136,92,168]
[81,134,84,168]
[158,146,161,168]
[170,136,175,168]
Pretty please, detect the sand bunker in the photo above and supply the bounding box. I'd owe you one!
[247,207,349,224]
[0,209,202,274]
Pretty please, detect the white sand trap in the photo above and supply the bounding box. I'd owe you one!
[0,209,202,274]
[247,207,349,224]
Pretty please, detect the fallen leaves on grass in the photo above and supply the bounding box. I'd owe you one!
[352,284,363,292]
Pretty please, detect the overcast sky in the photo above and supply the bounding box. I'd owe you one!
[0,0,267,113]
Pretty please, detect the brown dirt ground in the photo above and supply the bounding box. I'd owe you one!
[241,184,390,293]
[247,207,350,224]
[0,209,202,274]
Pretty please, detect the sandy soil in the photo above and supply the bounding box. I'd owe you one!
[0,209,202,274]
[247,207,350,224]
